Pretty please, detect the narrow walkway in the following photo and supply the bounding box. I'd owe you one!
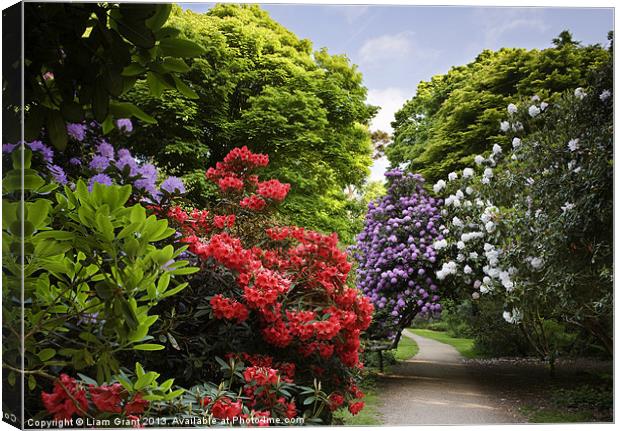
[377,329,520,425]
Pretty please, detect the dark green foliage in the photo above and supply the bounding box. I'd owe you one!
[388,31,610,182]
[10,3,204,147]
[120,4,376,243]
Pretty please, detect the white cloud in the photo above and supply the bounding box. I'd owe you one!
[366,87,411,133]
[359,31,415,64]
[473,8,550,47]
[369,156,390,183]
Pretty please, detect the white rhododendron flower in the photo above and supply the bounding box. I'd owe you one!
[465,186,474,195]
[600,89,611,101]
[464,265,472,274]
[574,87,586,100]
[452,216,464,227]
[433,239,448,250]
[567,138,580,152]
[433,179,446,193]
[528,105,541,117]
[529,257,543,269]
[474,155,485,165]
[472,292,480,300]
[455,190,464,199]
[463,167,474,178]
[485,221,496,233]
[469,251,479,259]
[457,241,466,250]
[531,95,540,102]
[512,137,521,149]
[473,280,482,288]
[492,144,502,155]
[461,232,483,242]
[483,167,493,178]
[448,172,458,181]
[540,101,549,110]
[436,261,458,280]
[499,121,510,132]
[503,308,522,324]
[507,103,518,114]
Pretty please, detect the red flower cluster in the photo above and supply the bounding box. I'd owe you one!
[210,397,243,420]
[210,294,249,322]
[257,179,290,202]
[41,374,88,420]
[41,375,149,421]
[204,146,289,211]
[167,147,373,418]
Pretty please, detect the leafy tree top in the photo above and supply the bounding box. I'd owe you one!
[387,31,610,183]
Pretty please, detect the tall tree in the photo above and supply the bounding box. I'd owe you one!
[388,31,610,183]
[121,4,377,243]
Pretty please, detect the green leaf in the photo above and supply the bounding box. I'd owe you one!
[172,75,198,99]
[102,115,114,134]
[159,38,206,58]
[133,343,165,351]
[28,375,36,391]
[109,102,156,124]
[161,57,191,73]
[146,4,172,31]
[122,63,147,77]
[146,71,174,98]
[46,110,68,150]
[37,348,56,362]
[104,68,124,97]
[134,371,157,390]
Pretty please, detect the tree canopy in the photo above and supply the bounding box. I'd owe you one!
[387,31,610,182]
[121,4,377,243]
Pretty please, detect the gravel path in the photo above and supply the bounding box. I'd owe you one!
[377,329,522,425]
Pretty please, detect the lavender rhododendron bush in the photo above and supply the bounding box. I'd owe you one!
[429,59,612,360]
[2,122,373,425]
[352,169,442,344]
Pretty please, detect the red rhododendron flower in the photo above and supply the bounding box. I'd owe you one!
[211,397,243,420]
[348,401,364,415]
[328,393,345,411]
[211,294,249,322]
[89,383,123,413]
[257,179,290,202]
[41,374,88,420]
[125,393,149,415]
[243,366,279,386]
[240,194,267,211]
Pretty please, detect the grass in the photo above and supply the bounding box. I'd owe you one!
[394,335,419,361]
[408,328,479,359]
[520,406,594,423]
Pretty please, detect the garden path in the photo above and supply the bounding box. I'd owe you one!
[377,329,520,425]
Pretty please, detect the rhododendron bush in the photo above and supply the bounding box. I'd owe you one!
[136,145,373,423]
[430,59,612,360]
[352,169,442,346]
[3,128,372,425]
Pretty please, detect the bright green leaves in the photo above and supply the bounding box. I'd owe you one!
[2,156,197,385]
[159,37,206,58]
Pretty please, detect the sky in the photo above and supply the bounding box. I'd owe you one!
[181,2,613,181]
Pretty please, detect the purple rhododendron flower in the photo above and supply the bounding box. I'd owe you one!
[96,140,115,159]
[88,173,113,191]
[26,141,54,162]
[47,164,68,185]
[69,157,82,166]
[135,163,158,195]
[66,123,87,142]
[2,143,16,153]
[116,155,138,176]
[89,155,110,172]
[160,176,186,194]
[117,148,132,158]
[116,118,133,133]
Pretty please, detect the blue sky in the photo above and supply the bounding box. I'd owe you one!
[181,2,613,181]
